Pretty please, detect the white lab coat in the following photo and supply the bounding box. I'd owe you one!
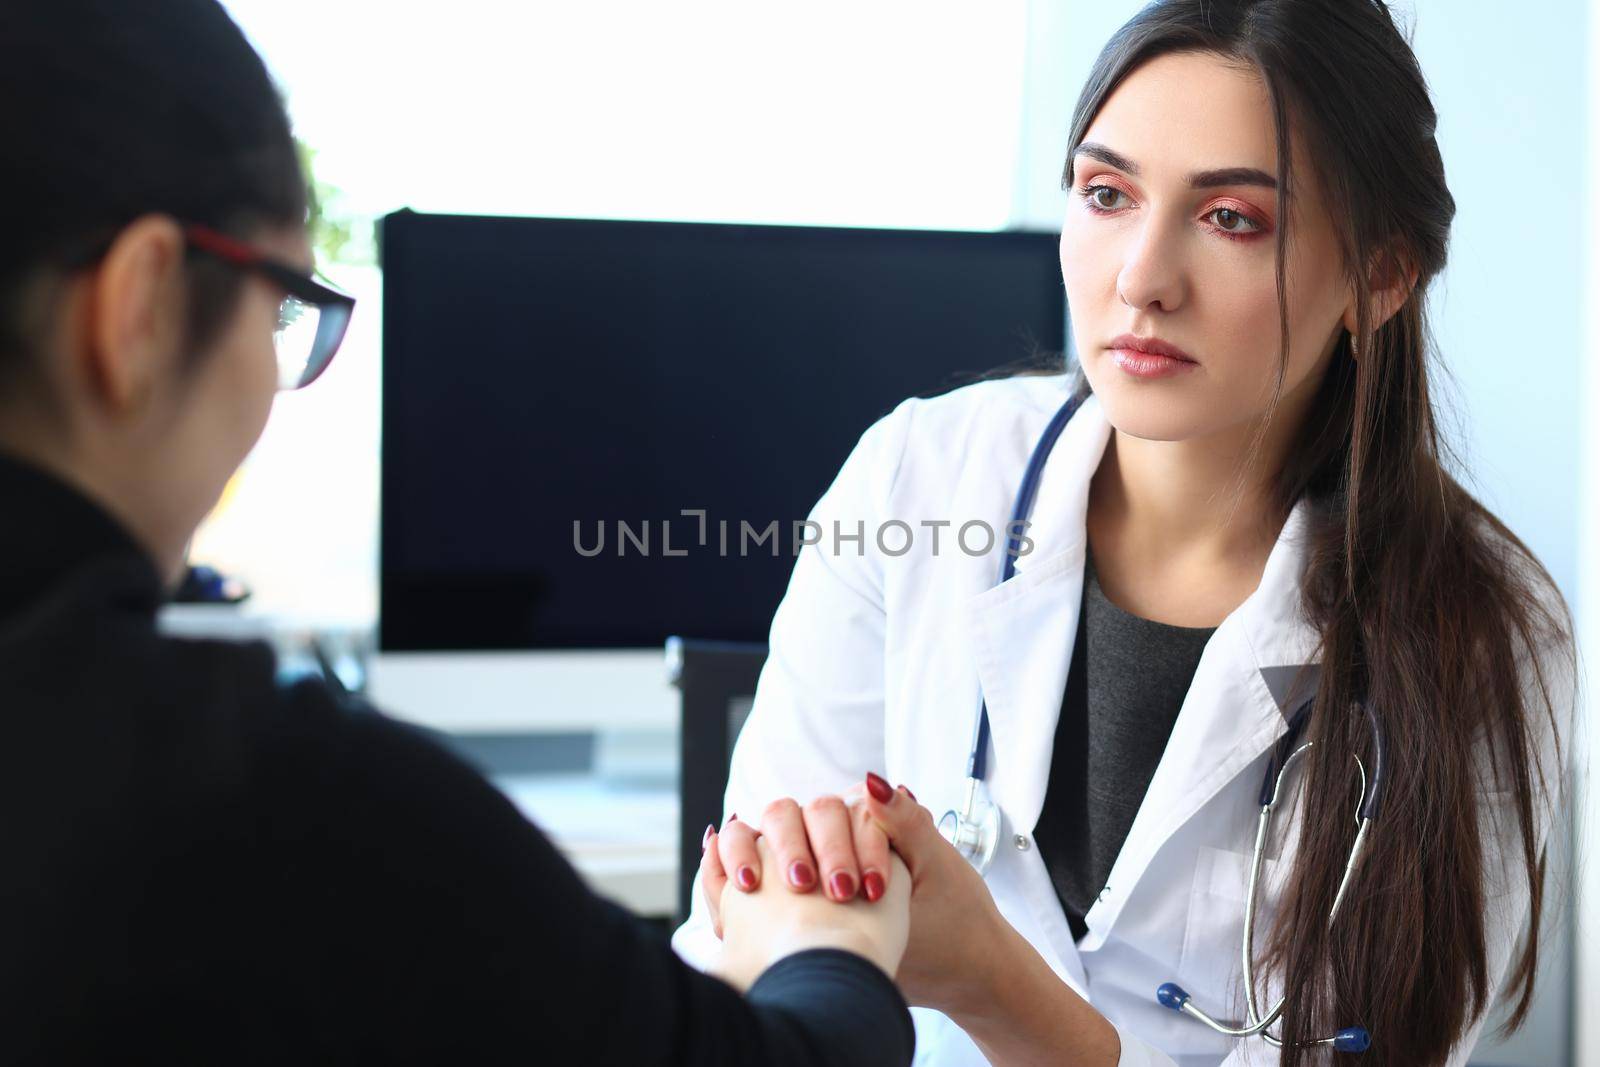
[670,372,1572,1067]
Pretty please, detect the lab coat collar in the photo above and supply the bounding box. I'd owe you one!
[963,392,1108,835]
[965,392,1323,936]
[1080,502,1320,951]
[1007,391,1109,581]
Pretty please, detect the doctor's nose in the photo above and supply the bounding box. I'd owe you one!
[1116,223,1187,313]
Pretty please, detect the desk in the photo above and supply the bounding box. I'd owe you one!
[493,773,680,919]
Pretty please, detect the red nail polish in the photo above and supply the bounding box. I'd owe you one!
[866,771,893,803]
[701,823,715,851]
[862,871,886,903]
[830,871,857,900]
[899,784,917,803]
[788,861,816,889]
[736,865,759,891]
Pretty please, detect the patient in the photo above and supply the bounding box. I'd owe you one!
[0,3,914,1063]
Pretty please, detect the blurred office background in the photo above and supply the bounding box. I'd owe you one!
[206,3,1597,1064]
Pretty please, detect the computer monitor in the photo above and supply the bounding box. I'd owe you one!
[372,211,1064,732]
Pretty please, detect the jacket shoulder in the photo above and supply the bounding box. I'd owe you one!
[901,371,1073,437]
[882,372,1074,492]
[826,372,1074,515]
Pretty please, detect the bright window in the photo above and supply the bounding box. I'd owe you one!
[199,1,1034,624]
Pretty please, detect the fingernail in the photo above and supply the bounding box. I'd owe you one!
[727,812,737,824]
[899,784,917,803]
[862,870,886,903]
[702,823,715,851]
[829,871,857,901]
[866,771,894,803]
[736,865,759,891]
[788,861,816,889]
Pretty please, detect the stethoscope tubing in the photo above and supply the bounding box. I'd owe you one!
[1159,695,1383,1053]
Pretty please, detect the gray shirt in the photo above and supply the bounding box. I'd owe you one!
[1031,547,1217,942]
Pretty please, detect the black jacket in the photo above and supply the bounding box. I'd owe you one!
[0,451,913,1066]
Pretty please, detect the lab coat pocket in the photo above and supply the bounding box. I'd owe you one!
[1176,844,1282,1018]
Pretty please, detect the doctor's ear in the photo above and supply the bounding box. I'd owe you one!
[1342,245,1419,360]
[83,215,189,414]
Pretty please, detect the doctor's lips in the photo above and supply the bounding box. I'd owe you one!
[1107,333,1199,380]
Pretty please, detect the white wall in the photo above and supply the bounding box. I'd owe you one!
[225,0,1032,233]
[1401,5,1587,1064]
[1575,2,1599,1065]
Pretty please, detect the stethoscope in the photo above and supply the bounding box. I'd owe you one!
[937,391,1085,870]
[937,392,1385,1054]
[1157,694,1384,1053]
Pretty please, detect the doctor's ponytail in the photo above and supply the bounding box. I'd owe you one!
[1063,3,1574,1065]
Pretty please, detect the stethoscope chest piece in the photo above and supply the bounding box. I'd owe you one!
[939,777,1001,874]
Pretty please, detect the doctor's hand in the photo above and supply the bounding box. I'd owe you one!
[857,779,1015,1018]
[712,835,911,993]
[864,784,1123,1067]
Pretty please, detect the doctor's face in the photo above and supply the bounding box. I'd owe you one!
[1059,50,1353,444]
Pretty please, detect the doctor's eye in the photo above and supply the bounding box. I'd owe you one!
[1204,205,1265,238]
[1079,183,1128,213]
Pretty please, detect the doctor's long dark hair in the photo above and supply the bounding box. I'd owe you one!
[1063,3,1573,1065]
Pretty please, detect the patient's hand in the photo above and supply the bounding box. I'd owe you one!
[714,836,911,992]
[698,782,895,942]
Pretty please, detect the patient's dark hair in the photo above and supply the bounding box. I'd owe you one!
[1064,2,1573,1065]
[0,0,307,393]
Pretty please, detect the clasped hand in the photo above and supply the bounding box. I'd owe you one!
[701,773,1011,1017]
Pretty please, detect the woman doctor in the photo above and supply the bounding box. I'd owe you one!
[674,2,1576,1066]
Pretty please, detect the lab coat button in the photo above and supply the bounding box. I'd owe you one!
[1013,834,1031,851]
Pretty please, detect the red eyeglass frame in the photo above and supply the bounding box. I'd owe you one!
[183,223,356,390]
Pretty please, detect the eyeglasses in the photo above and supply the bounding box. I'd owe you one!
[183,223,355,391]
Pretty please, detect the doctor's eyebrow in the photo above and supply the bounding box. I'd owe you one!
[1070,141,1279,190]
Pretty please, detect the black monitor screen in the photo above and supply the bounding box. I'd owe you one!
[379,211,1064,651]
